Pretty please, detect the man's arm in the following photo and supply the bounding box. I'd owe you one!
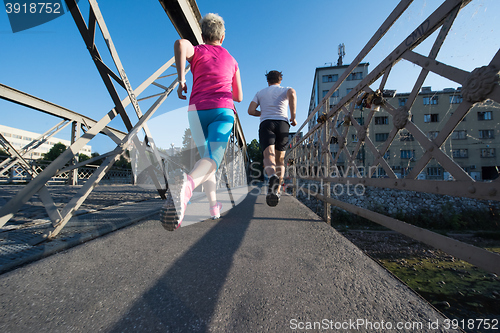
[174,39,195,100]
[247,101,261,117]
[287,88,297,126]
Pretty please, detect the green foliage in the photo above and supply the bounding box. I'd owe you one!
[78,153,91,163]
[90,152,103,165]
[42,142,66,161]
[247,139,263,180]
[174,128,199,170]
[381,257,500,320]
[115,154,131,169]
[181,128,192,151]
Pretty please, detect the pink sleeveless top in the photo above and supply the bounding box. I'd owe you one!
[188,44,238,112]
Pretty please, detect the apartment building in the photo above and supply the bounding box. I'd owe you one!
[308,63,370,131]
[0,124,92,160]
[368,86,499,180]
[308,64,499,180]
[341,86,499,181]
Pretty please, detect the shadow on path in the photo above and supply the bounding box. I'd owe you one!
[108,187,260,332]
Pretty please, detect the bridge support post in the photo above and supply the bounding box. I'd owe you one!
[323,102,331,225]
[68,121,80,186]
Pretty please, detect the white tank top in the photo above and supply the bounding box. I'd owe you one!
[251,85,290,123]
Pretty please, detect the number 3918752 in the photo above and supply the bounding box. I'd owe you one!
[5,3,62,14]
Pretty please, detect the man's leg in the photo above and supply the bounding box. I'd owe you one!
[275,150,286,194]
[263,144,277,178]
[263,145,280,206]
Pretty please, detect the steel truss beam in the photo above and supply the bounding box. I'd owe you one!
[287,0,500,274]
[0,0,185,240]
[0,0,248,243]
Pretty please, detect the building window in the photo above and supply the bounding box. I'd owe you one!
[332,90,339,97]
[423,96,438,105]
[12,134,23,139]
[374,116,388,125]
[477,111,493,121]
[355,117,364,125]
[402,167,413,177]
[400,149,416,159]
[322,90,329,97]
[427,131,439,140]
[322,74,338,83]
[427,167,442,176]
[449,95,463,104]
[451,130,467,140]
[479,129,495,139]
[352,134,358,142]
[347,72,363,81]
[377,168,387,177]
[424,114,439,123]
[375,133,389,142]
[346,88,353,95]
[398,98,407,106]
[399,131,414,141]
[480,148,495,158]
[356,150,364,160]
[452,149,468,158]
[383,150,390,160]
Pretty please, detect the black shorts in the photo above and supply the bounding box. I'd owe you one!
[259,120,290,151]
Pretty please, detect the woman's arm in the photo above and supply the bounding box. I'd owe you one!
[247,101,261,117]
[232,68,243,102]
[174,39,195,100]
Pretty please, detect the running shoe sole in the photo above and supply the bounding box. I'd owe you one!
[160,198,180,231]
[160,173,190,231]
[266,192,280,207]
[266,175,280,207]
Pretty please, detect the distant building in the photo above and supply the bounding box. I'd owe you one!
[308,63,370,131]
[0,124,92,160]
[372,86,499,180]
[308,62,499,181]
[287,132,303,149]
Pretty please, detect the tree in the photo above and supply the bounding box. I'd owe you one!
[78,153,91,163]
[181,128,193,151]
[175,128,199,169]
[42,142,66,161]
[115,152,132,169]
[247,139,263,180]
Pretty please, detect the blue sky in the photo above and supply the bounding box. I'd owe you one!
[1,0,499,154]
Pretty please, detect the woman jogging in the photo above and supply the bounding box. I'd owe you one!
[161,13,243,231]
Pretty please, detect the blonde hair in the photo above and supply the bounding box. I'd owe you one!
[200,13,225,43]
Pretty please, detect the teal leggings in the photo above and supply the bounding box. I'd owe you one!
[188,108,235,170]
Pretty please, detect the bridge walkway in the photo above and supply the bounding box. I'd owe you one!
[0,185,456,332]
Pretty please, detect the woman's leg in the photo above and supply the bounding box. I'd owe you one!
[188,157,216,189]
[188,108,234,206]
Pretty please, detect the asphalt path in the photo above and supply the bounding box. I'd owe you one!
[0,186,457,332]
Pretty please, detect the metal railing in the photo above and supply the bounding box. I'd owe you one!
[0,0,248,241]
[286,0,500,275]
[0,157,132,185]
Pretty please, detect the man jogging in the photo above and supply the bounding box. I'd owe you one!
[248,70,297,206]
